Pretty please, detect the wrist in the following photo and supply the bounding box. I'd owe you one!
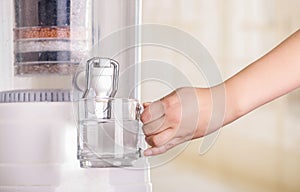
[194,83,241,138]
[223,81,246,126]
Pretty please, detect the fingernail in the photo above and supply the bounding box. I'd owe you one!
[144,149,152,156]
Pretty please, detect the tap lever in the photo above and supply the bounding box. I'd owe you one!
[82,57,119,99]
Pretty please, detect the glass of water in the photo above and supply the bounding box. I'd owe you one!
[77,97,143,168]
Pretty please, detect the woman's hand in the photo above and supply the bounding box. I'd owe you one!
[141,87,219,156]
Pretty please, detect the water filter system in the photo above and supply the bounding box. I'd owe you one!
[0,0,151,191]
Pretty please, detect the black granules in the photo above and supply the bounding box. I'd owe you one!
[15,0,70,27]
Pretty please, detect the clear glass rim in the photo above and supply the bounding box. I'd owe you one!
[78,97,139,103]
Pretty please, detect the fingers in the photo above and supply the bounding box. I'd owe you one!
[144,139,177,156]
[143,102,151,108]
[140,100,165,124]
[142,115,171,136]
[141,88,203,156]
[144,146,166,156]
[145,127,174,147]
[141,90,184,156]
[141,97,176,156]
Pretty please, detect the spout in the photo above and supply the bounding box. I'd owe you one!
[81,57,119,99]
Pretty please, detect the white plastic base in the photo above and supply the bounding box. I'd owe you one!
[0,102,151,192]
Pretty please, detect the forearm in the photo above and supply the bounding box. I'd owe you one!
[223,29,300,125]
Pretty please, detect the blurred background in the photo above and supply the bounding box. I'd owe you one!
[140,0,300,191]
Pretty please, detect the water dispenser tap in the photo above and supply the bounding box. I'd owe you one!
[82,57,119,99]
[78,57,119,119]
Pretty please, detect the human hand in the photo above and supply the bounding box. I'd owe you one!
[141,87,216,156]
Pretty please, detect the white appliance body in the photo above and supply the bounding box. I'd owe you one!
[0,102,151,192]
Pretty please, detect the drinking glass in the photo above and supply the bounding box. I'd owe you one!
[77,97,142,168]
